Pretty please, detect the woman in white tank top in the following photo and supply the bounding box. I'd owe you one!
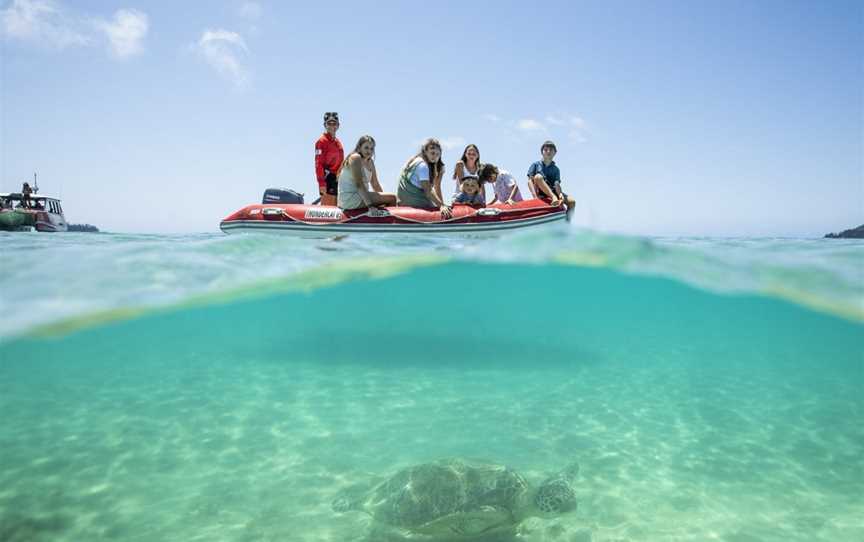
[337,158,372,209]
[337,135,397,210]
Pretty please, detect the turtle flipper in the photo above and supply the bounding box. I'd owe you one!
[415,506,514,537]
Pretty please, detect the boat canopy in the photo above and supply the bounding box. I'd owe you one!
[0,193,60,201]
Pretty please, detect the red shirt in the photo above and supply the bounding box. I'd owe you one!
[314,133,344,188]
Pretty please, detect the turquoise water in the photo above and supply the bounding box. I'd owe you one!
[1,228,862,541]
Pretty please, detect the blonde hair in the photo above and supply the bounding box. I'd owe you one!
[342,135,376,170]
[401,137,445,181]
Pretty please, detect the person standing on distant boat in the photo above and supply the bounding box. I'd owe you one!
[337,135,397,210]
[451,144,483,200]
[315,112,344,206]
[396,138,452,218]
[21,182,33,208]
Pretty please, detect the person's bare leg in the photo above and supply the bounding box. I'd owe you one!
[371,193,397,206]
[532,174,557,200]
[564,195,576,220]
[320,193,337,206]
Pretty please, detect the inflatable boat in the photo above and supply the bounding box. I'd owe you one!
[220,199,567,236]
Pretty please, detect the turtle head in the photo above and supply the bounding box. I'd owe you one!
[331,485,367,514]
[532,462,580,518]
[533,477,577,517]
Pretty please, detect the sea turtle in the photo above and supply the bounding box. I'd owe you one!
[332,458,580,541]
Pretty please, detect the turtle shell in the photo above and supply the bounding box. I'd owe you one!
[364,458,529,530]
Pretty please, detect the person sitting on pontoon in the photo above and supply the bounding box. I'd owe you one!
[337,135,396,210]
[396,138,452,218]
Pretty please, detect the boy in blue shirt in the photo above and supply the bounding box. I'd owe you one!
[527,140,574,211]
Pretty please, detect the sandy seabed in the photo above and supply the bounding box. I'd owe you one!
[1,345,862,542]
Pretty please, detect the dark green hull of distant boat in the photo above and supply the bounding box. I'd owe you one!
[0,210,36,230]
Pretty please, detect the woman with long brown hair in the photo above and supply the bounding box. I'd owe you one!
[396,138,452,218]
[337,135,396,210]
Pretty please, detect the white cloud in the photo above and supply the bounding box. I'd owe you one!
[238,1,262,20]
[568,116,588,143]
[1,0,150,61]
[95,9,148,59]
[570,116,586,129]
[569,130,587,143]
[193,29,250,89]
[483,113,589,142]
[517,119,545,131]
[439,136,467,151]
[1,0,89,49]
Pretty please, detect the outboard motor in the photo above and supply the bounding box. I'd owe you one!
[262,188,304,205]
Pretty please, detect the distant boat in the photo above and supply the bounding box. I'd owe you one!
[0,192,68,232]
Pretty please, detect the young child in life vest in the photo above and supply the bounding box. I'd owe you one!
[451,175,485,206]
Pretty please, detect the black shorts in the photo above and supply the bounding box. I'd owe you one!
[321,172,338,196]
[531,179,562,196]
[545,191,567,200]
[534,184,566,202]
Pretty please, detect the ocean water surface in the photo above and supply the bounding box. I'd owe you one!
[0,227,862,541]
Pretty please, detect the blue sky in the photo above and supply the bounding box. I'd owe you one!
[1,0,861,235]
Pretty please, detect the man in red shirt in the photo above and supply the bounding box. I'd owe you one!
[315,112,344,206]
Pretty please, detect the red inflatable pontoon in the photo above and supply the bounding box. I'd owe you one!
[220,200,567,236]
